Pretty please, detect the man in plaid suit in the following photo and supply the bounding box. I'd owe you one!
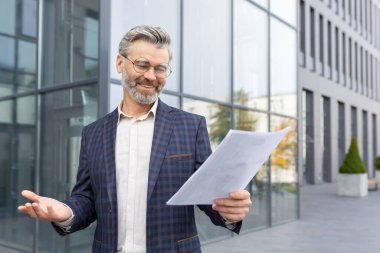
[19,25,252,253]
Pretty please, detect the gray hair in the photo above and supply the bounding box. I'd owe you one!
[118,25,172,61]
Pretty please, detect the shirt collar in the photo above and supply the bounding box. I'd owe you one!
[117,99,158,125]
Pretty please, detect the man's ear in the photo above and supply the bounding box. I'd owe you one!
[116,55,123,74]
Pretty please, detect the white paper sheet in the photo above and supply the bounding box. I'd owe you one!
[166,127,290,205]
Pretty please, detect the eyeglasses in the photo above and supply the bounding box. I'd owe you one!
[121,54,172,78]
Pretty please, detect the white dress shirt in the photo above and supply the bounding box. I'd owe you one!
[115,100,157,253]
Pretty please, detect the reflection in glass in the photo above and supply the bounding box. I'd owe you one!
[110,0,180,91]
[0,0,16,35]
[182,98,232,242]
[39,86,98,252]
[183,0,231,102]
[22,0,37,37]
[0,97,35,251]
[234,110,269,231]
[160,93,180,108]
[18,40,37,73]
[270,116,298,225]
[270,0,297,26]
[17,40,37,91]
[41,0,99,86]
[270,18,297,117]
[0,35,15,96]
[234,0,268,110]
[251,0,268,8]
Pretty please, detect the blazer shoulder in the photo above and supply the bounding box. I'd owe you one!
[170,106,205,121]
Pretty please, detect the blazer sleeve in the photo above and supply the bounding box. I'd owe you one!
[52,127,97,236]
[195,117,242,234]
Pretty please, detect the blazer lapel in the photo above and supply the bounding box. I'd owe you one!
[147,99,174,201]
[103,109,118,208]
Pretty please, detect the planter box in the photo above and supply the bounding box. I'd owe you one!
[375,172,380,182]
[337,173,368,197]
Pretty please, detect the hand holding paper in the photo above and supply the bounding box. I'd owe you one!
[167,127,290,205]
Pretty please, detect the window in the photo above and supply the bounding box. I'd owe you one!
[322,96,331,182]
[338,102,345,167]
[355,42,358,90]
[335,27,340,82]
[342,33,346,85]
[351,106,357,138]
[319,14,324,75]
[362,110,368,170]
[360,47,364,93]
[234,0,268,111]
[183,0,231,102]
[302,89,314,184]
[310,7,315,70]
[348,0,352,23]
[300,0,306,66]
[348,37,352,88]
[327,21,332,79]
[373,114,377,175]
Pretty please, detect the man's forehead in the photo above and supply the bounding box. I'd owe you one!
[128,40,170,61]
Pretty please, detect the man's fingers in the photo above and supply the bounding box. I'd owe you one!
[214,198,252,208]
[32,202,50,220]
[229,190,251,200]
[21,190,41,203]
[24,203,38,219]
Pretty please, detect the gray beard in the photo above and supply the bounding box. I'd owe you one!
[122,68,161,105]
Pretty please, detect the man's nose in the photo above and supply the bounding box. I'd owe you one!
[143,67,157,81]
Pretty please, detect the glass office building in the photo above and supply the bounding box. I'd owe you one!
[0,0,298,252]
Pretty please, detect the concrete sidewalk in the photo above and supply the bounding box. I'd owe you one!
[202,183,380,253]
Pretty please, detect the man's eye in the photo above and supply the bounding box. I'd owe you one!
[135,61,150,69]
[155,65,168,73]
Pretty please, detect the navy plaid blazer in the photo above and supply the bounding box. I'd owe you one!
[53,99,241,253]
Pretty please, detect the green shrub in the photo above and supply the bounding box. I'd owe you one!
[374,156,380,171]
[339,138,366,174]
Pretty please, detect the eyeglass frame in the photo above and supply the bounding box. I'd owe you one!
[120,53,172,78]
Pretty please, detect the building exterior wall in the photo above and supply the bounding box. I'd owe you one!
[299,0,380,185]
[0,0,299,252]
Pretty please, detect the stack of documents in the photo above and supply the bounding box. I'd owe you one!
[167,127,290,205]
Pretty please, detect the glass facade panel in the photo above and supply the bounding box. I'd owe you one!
[270,116,298,224]
[38,86,98,253]
[0,35,15,96]
[41,0,99,86]
[0,0,16,35]
[270,0,297,26]
[234,0,268,111]
[251,0,268,8]
[21,0,37,37]
[110,0,180,92]
[18,41,37,73]
[183,0,231,102]
[270,18,297,117]
[0,97,35,252]
[183,99,231,151]
[234,110,269,231]
[183,98,232,242]
[160,93,180,108]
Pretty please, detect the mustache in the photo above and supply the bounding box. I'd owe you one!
[131,77,159,88]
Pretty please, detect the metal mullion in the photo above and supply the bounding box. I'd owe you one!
[179,0,184,110]
[230,0,235,130]
[267,0,272,228]
[98,0,111,117]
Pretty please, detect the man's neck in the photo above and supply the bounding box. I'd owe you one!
[121,96,155,118]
